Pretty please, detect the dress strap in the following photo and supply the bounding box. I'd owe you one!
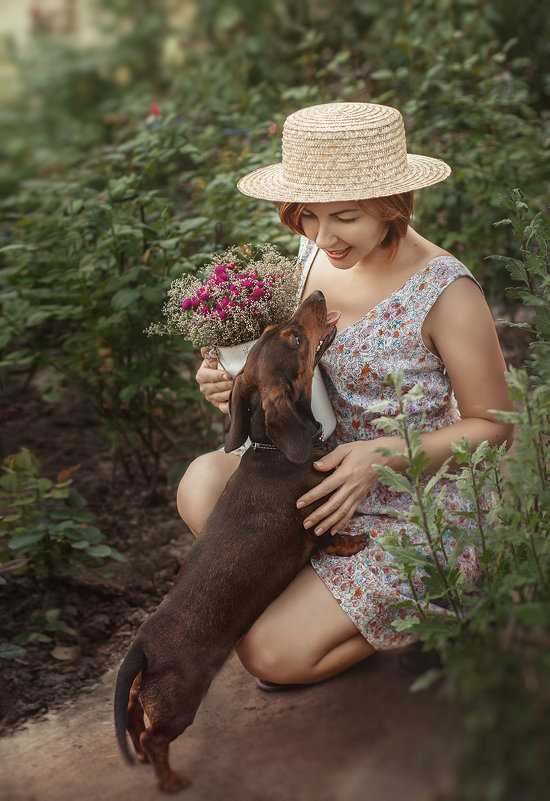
[297,237,318,299]
[411,257,482,319]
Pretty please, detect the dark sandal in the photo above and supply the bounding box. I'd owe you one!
[256,678,307,692]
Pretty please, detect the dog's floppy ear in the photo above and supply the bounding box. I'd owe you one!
[224,373,249,452]
[264,389,313,464]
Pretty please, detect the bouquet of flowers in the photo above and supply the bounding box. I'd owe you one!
[148,244,302,349]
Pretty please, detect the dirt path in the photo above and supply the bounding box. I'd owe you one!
[1,649,462,801]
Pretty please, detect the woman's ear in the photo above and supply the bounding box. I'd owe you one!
[224,374,250,452]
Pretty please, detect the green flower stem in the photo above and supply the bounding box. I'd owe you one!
[467,459,492,591]
[398,396,464,619]
[524,393,548,495]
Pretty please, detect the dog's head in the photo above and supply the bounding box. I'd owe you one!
[224,290,338,463]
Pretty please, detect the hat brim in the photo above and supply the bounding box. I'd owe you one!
[237,154,451,203]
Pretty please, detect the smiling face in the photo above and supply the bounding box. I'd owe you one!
[299,201,390,270]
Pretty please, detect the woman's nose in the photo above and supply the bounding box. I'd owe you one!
[314,219,338,249]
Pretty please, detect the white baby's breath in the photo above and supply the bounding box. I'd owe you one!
[147,244,301,348]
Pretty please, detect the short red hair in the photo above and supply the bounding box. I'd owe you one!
[278,192,414,260]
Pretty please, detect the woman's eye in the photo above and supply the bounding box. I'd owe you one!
[336,217,359,224]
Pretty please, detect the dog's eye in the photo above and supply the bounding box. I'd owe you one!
[292,330,301,346]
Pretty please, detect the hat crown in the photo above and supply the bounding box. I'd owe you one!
[281,103,408,194]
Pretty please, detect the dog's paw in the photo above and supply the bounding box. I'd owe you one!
[323,534,367,556]
[159,770,190,793]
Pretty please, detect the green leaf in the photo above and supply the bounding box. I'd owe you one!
[177,216,209,235]
[0,473,19,492]
[70,540,90,550]
[87,544,111,558]
[9,530,44,551]
[36,477,53,493]
[142,287,165,304]
[375,466,412,495]
[119,385,139,402]
[65,489,86,509]
[81,527,103,545]
[107,548,126,562]
[159,238,180,250]
[72,510,95,523]
[111,288,141,310]
[0,642,26,660]
[391,615,421,632]
[410,667,444,692]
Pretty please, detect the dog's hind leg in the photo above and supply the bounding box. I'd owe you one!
[139,671,211,793]
[127,676,148,763]
[140,730,190,793]
[139,708,196,793]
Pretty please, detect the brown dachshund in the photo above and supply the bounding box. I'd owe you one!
[114,290,367,792]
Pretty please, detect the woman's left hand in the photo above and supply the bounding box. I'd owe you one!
[296,439,400,536]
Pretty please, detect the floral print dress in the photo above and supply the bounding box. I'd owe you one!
[298,238,485,649]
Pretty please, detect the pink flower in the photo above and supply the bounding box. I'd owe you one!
[150,103,161,117]
[269,122,277,134]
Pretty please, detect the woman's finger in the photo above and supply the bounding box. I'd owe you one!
[296,473,344,509]
[302,486,355,531]
[311,496,357,536]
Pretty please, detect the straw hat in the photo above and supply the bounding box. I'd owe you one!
[237,102,451,202]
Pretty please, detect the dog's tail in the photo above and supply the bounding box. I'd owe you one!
[114,640,146,764]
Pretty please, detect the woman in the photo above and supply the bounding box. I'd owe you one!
[177,102,513,688]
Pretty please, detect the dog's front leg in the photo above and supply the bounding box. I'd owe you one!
[320,532,367,556]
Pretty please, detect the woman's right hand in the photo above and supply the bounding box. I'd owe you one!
[196,347,234,413]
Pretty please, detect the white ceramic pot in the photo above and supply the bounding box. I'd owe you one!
[215,340,336,439]
[216,340,258,380]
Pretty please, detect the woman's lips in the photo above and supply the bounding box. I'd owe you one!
[325,247,351,260]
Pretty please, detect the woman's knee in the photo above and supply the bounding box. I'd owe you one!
[237,624,299,684]
[176,450,239,535]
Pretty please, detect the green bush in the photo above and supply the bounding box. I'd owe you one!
[0,448,124,580]
[0,129,212,487]
[373,191,550,801]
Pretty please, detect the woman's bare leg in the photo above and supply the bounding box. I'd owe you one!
[176,450,240,537]
[236,565,375,685]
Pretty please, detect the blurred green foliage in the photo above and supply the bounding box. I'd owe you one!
[373,191,550,801]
